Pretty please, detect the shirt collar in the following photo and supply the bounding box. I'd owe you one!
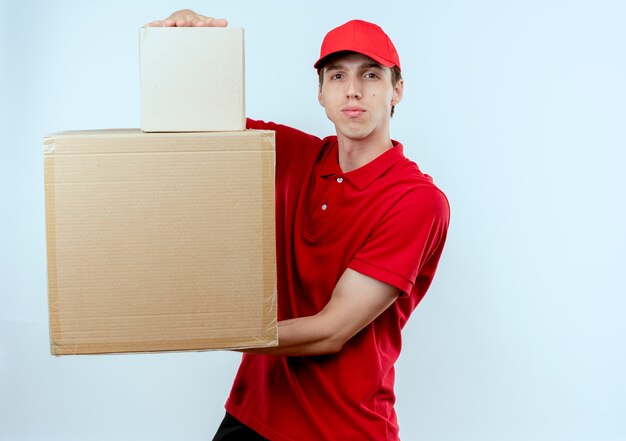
[319,139,405,190]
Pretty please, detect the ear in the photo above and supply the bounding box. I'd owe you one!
[318,85,325,107]
[391,79,404,106]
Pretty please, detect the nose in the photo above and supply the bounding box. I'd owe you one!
[345,77,362,99]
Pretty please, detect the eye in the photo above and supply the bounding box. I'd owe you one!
[330,72,343,80]
[364,72,379,79]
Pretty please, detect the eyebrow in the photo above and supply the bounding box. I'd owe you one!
[325,62,385,72]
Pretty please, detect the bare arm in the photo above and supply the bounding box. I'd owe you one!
[242,268,400,357]
[144,9,228,28]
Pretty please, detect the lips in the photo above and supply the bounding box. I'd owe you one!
[341,107,366,118]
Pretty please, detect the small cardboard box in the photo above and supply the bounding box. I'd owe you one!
[43,129,276,355]
[140,27,245,132]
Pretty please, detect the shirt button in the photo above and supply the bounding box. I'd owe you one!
[336,177,343,183]
[321,204,328,211]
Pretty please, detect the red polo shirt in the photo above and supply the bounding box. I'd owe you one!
[225,119,449,441]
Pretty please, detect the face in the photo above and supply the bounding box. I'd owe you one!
[318,53,403,143]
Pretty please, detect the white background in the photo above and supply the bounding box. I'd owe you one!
[1,0,625,440]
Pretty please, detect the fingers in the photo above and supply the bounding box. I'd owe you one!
[144,18,228,28]
[206,18,228,27]
[144,11,228,28]
[144,19,175,28]
[176,17,228,27]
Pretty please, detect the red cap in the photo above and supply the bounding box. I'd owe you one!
[314,20,401,71]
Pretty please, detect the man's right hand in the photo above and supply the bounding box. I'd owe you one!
[144,9,228,28]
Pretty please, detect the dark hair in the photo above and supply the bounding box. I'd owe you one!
[317,53,402,117]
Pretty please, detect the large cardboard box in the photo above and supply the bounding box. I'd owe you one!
[140,27,245,132]
[43,129,276,355]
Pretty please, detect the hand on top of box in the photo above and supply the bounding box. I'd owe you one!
[144,9,228,28]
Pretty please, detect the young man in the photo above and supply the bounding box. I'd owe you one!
[147,11,450,441]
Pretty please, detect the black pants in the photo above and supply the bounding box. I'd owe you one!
[212,412,270,441]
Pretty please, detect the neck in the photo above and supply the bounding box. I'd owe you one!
[336,131,393,173]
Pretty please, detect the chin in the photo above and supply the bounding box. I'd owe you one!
[346,132,369,141]
[334,123,372,140]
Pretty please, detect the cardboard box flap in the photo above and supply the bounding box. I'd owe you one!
[44,129,273,155]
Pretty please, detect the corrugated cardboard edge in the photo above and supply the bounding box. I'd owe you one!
[43,130,278,356]
[51,336,277,356]
[260,131,278,348]
[43,136,61,355]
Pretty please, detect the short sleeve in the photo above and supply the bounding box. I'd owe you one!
[246,118,323,175]
[349,186,450,296]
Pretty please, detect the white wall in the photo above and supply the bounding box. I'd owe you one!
[1,0,625,440]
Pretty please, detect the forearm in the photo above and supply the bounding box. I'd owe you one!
[239,269,400,357]
[240,313,343,357]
